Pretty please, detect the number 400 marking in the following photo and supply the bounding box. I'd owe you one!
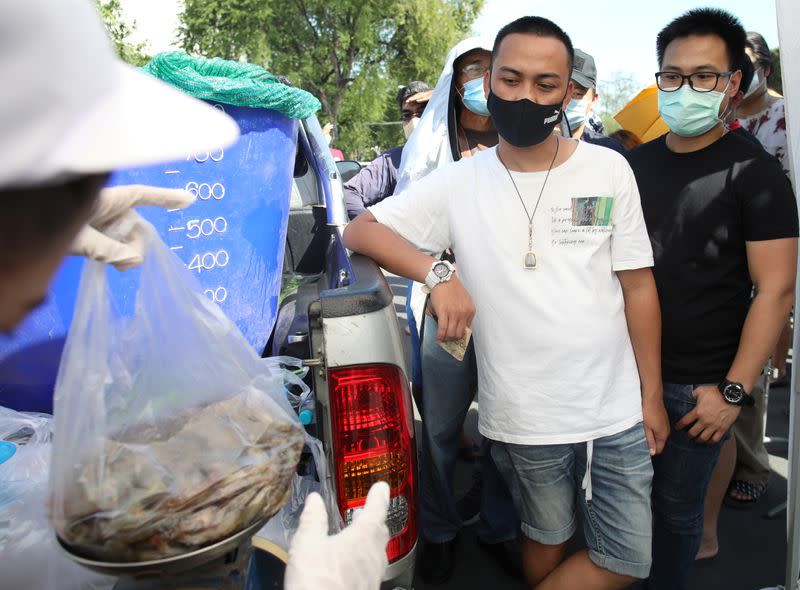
[188,250,229,273]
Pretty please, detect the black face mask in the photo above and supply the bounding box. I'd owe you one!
[487,91,565,147]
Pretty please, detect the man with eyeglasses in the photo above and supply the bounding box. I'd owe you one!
[626,9,798,589]
[450,54,497,158]
[343,80,431,219]
[395,40,498,192]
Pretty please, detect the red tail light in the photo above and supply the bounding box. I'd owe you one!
[329,364,417,562]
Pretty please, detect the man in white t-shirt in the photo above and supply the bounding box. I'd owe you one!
[343,16,669,590]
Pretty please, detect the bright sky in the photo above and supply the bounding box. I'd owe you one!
[124,0,182,52]
[124,0,780,89]
[473,0,779,88]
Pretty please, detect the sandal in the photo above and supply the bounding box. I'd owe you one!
[724,479,767,510]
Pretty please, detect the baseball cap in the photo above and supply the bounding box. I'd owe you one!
[571,49,597,89]
[0,0,240,188]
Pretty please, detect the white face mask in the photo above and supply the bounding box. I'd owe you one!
[745,70,763,98]
[564,97,591,131]
[403,116,420,139]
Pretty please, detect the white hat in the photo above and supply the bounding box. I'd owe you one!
[0,0,240,188]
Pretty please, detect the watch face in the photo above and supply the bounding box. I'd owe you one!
[722,383,744,404]
[433,263,450,279]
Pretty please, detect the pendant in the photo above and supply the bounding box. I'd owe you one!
[523,251,537,269]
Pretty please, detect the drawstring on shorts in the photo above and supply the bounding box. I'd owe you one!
[581,439,594,502]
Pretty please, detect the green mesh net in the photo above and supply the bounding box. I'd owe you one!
[142,52,321,120]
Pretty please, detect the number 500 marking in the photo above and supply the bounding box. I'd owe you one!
[186,217,227,239]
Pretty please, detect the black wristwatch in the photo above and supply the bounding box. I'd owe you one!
[718,379,755,407]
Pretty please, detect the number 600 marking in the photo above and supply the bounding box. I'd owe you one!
[184,182,225,200]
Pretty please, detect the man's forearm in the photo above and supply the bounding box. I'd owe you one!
[619,269,663,399]
[345,214,474,342]
[343,214,435,282]
[727,289,794,391]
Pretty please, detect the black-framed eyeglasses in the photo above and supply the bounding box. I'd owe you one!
[460,64,488,79]
[655,70,732,93]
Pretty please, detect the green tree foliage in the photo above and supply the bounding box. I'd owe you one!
[179,0,272,65]
[177,0,482,158]
[95,0,150,66]
[389,0,481,88]
[264,0,398,154]
[362,0,482,158]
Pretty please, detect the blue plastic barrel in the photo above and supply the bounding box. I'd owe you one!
[0,104,299,413]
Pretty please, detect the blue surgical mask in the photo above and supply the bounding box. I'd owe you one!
[657,85,728,137]
[461,77,491,116]
[564,98,589,131]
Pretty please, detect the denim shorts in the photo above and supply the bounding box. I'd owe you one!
[491,422,654,579]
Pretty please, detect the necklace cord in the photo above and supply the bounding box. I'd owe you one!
[497,137,560,223]
[459,123,478,154]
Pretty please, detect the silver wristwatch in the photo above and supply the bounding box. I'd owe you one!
[423,260,455,292]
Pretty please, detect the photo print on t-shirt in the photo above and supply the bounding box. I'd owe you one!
[551,197,615,247]
[571,196,614,227]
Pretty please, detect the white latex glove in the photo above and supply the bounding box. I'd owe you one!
[70,185,195,270]
[284,482,391,590]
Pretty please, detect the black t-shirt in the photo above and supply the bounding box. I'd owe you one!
[732,125,763,149]
[627,132,798,384]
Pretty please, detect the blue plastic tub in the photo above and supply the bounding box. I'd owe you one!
[0,104,299,412]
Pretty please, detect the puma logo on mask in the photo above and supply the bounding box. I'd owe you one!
[543,111,560,124]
